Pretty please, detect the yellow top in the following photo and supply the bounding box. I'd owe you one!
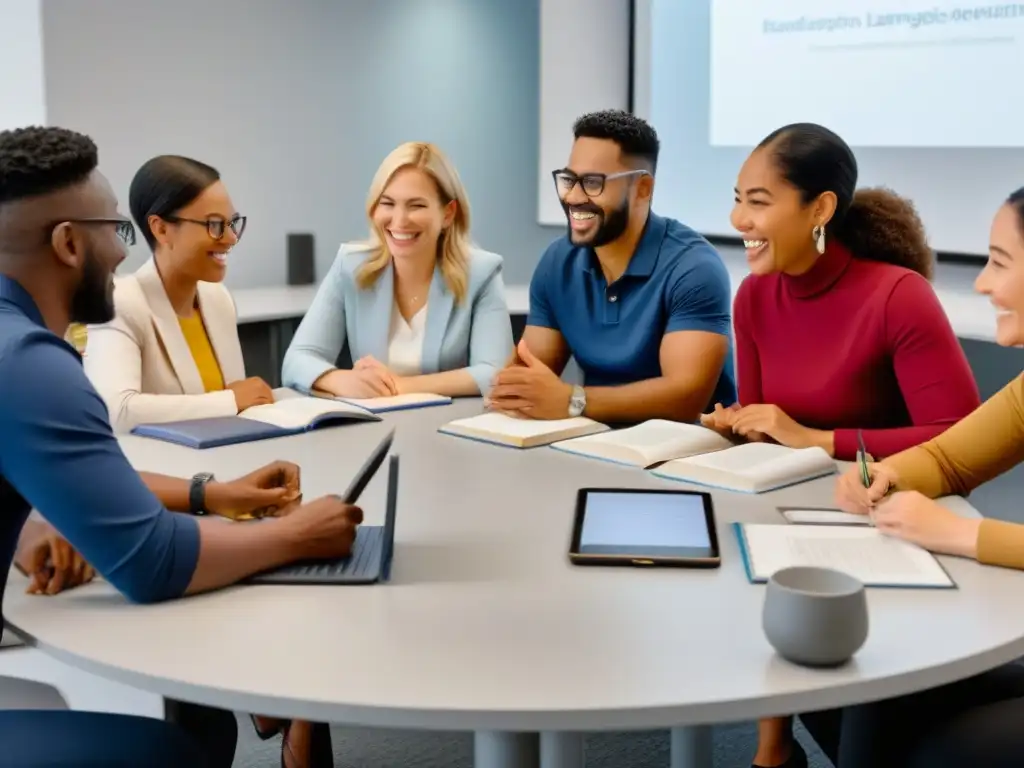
[66,323,88,355]
[886,374,1024,570]
[178,312,225,393]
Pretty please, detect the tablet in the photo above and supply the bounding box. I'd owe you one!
[569,488,720,568]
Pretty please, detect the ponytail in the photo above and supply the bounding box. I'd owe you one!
[831,187,934,281]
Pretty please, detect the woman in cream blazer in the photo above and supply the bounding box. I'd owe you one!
[86,259,246,431]
[85,155,272,434]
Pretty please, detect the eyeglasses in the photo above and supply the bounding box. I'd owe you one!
[60,218,137,246]
[552,169,649,198]
[163,214,247,241]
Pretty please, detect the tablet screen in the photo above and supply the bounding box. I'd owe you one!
[573,489,718,560]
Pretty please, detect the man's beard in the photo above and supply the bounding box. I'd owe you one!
[564,198,631,248]
[69,251,114,325]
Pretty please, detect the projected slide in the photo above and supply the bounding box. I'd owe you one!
[710,2,1024,147]
[0,0,46,131]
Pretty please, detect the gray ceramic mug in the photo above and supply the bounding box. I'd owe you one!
[762,566,869,667]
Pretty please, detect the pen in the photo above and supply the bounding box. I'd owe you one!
[857,429,871,488]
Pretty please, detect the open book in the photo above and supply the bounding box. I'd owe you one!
[327,392,452,414]
[734,523,955,588]
[551,419,734,467]
[439,411,609,448]
[131,392,380,449]
[651,442,836,493]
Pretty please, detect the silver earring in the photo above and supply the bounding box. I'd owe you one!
[812,225,826,255]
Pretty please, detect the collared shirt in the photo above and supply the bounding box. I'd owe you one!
[0,275,199,616]
[527,212,737,408]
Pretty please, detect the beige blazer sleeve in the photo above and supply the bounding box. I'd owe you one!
[84,261,246,433]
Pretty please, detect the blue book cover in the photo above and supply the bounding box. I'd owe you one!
[131,398,381,449]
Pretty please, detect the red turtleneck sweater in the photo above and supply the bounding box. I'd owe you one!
[732,243,981,460]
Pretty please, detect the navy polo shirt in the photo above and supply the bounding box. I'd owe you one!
[0,275,199,614]
[528,212,737,409]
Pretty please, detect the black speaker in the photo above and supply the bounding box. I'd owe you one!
[287,233,316,285]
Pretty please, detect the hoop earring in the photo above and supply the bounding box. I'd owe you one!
[812,225,826,255]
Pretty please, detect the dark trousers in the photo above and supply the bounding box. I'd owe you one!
[800,662,1024,768]
[0,700,237,767]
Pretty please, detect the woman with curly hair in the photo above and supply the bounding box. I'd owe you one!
[701,123,982,768]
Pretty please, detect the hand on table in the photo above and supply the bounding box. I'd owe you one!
[870,491,980,559]
[486,340,571,420]
[834,462,900,515]
[206,461,303,520]
[318,360,398,399]
[283,495,364,559]
[15,521,95,595]
[729,404,816,446]
[700,402,742,438]
[228,376,275,412]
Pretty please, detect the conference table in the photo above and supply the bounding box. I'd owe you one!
[8,399,1024,768]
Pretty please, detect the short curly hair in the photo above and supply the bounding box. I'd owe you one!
[0,126,98,206]
[573,109,659,172]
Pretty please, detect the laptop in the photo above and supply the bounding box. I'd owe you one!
[247,431,399,585]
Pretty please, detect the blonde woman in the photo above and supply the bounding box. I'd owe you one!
[282,142,513,398]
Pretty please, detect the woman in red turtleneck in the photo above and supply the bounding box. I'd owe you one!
[703,123,981,768]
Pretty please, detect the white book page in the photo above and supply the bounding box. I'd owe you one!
[782,509,871,526]
[240,396,370,429]
[343,393,449,410]
[742,524,952,587]
[681,443,832,485]
[447,412,599,439]
[557,419,733,465]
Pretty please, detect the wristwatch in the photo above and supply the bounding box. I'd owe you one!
[189,472,215,516]
[568,385,586,417]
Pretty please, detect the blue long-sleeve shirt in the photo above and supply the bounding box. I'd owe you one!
[0,275,199,616]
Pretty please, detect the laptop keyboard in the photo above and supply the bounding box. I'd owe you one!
[278,526,384,579]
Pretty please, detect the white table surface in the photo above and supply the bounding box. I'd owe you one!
[230,251,997,342]
[6,399,1024,736]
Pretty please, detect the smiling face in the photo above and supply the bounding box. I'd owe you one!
[730,146,834,275]
[558,137,650,248]
[975,202,1024,347]
[372,166,455,264]
[149,180,240,284]
[68,171,129,324]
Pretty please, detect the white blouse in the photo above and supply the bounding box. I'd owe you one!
[386,301,427,376]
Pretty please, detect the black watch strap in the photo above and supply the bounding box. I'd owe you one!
[189,472,214,516]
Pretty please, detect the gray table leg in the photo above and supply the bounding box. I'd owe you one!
[671,725,713,768]
[475,732,540,768]
[541,732,583,768]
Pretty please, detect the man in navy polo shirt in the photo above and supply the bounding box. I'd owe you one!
[490,110,736,423]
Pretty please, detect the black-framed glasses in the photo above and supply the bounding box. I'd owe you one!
[60,217,137,246]
[552,169,649,198]
[163,214,247,241]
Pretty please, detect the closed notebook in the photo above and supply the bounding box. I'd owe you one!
[439,411,608,448]
[131,395,381,449]
[734,523,955,588]
[551,419,734,467]
[651,441,836,493]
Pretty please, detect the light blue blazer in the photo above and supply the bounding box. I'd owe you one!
[282,243,513,396]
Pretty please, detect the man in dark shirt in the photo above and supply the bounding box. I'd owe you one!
[0,126,365,765]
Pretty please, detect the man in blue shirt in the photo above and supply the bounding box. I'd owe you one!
[0,126,365,766]
[490,110,736,423]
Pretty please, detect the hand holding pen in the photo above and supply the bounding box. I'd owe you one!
[836,430,899,515]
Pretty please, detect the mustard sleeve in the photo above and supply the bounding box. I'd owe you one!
[885,375,1024,498]
[976,519,1024,570]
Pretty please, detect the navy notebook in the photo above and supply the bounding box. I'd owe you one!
[131,396,381,449]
